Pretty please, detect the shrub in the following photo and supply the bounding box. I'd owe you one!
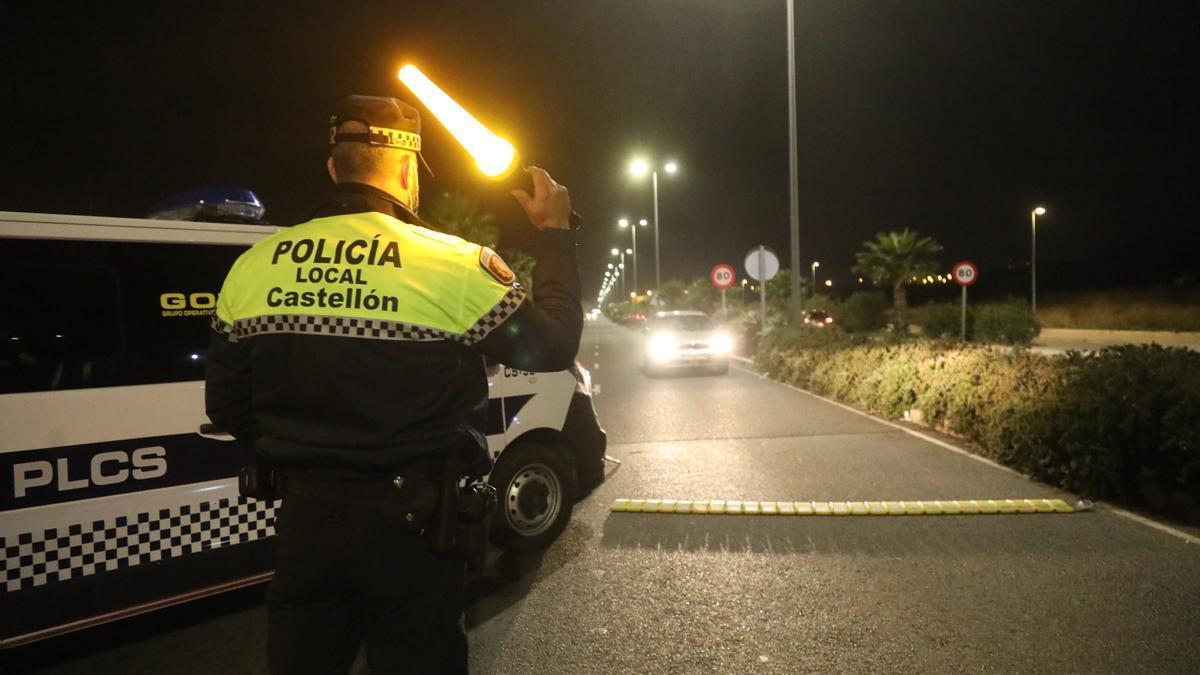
[837,292,890,332]
[755,337,1200,524]
[974,298,1040,345]
[922,303,969,339]
[1032,346,1200,521]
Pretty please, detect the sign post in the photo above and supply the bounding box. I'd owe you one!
[744,247,780,331]
[952,260,978,341]
[710,263,736,316]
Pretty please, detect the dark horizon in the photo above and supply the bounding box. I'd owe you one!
[3,1,1197,299]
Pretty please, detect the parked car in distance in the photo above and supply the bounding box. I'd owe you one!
[803,310,835,328]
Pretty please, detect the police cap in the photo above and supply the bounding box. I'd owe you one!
[329,95,421,152]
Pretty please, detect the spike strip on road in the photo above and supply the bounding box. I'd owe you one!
[610,498,1078,516]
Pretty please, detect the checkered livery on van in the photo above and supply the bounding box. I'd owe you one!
[1,497,278,592]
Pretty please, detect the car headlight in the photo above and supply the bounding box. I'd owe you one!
[648,332,677,361]
[710,332,733,354]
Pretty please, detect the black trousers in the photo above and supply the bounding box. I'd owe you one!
[267,493,467,674]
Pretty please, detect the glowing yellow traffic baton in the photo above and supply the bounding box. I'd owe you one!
[398,64,581,226]
[398,65,519,178]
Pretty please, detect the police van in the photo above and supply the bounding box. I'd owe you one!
[0,206,605,647]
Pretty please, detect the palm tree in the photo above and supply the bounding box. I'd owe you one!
[853,229,943,331]
[424,191,536,290]
[423,192,499,247]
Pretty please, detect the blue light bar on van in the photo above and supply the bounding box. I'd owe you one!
[147,187,267,225]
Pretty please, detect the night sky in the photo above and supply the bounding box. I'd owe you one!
[4,1,1198,299]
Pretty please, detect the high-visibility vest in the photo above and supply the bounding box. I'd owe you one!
[212,210,523,344]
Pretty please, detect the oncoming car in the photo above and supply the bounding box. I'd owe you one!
[641,310,731,376]
[0,206,604,647]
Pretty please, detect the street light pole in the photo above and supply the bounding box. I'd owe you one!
[1031,206,1046,314]
[619,217,647,295]
[811,261,819,300]
[611,248,625,299]
[652,169,660,297]
[636,218,647,295]
[630,159,676,302]
[786,0,802,322]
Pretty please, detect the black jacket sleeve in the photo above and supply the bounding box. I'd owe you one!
[475,229,582,372]
[205,329,258,440]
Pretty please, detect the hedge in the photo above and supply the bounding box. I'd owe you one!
[757,332,1200,524]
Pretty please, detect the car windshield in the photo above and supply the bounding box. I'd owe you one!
[653,315,713,332]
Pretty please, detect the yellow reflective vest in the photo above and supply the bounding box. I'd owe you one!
[213,210,524,344]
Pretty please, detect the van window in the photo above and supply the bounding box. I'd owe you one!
[0,238,245,393]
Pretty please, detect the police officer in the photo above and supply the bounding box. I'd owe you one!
[205,95,582,674]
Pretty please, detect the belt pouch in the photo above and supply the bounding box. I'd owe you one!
[381,467,439,532]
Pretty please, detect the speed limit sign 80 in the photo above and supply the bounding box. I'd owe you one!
[711,263,736,289]
[952,261,978,287]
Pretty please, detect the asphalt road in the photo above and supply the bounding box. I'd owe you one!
[8,317,1200,674]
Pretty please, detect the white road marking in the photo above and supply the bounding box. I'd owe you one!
[730,359,1200,547]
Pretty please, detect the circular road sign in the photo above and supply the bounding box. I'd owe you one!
[952,260,978,287]
[711,263,736,289]
[744,247,780,282]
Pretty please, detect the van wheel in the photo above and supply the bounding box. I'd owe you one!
[488,442,575,552]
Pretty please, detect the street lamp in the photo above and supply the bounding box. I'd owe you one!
[811,261,820,299]
[618,217,649,295]
[611,248,628,297]
[1031,206,1047,314]
[629,157,678,298]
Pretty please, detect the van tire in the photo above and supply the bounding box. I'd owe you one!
[488,441,576,552]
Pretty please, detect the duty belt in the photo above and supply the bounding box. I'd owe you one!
[278,472,399,507]
[279,462,443,533]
